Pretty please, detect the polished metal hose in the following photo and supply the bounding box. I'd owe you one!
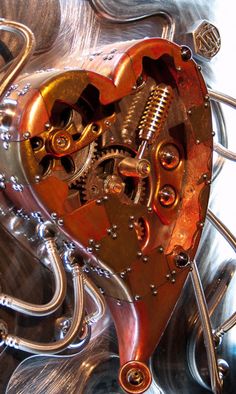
[0,225,67,317]
[208,89,236,109]
[2,263,84,354]
[89,1,175,41]
[214,312,236,341]
[0,19,35,100]
[84,277,106,325]
[207,209,236,253]
[214,142,236,162]
[190,260,223,394]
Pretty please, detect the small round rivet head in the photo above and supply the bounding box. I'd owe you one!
[181,46,192,61]
[175,252,190,268]
[0,181,5,190]
[119,361,152,394]
[217,358,229,380]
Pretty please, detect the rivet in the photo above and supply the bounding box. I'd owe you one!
[176,66,182,71]
[196,139,200,144]
[147,207,153,213]
[137,251,142,257]
[204,102,209,108]
[150,284,155,289]
[112,233,117,239]
[23,132,30,139]
[142,256,148,263]
[197,65,202,70]
[45,122,51,130]
[3,141,9,150]
[158,246,164,253]
[198,221,204,228]
[187,109,192,115]
[135,295,141,301]
[129,224,134,229]
[152,290,158,296]
[212,131,216,136]
[96,199,102,205]
[129,215,135,221]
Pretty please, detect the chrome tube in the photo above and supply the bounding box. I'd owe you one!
[214,312,236,341]
[0,237,67,317]
[211,100,228,181]
[214,142,236,162]
[89,1,175,41]
[208,89,236,109]
[0,19,35,100]
[190,260,222,394]
[84,277,106,325]
[3,264,84,354]
[207,209,236,252]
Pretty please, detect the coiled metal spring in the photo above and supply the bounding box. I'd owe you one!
[138,83,174,142]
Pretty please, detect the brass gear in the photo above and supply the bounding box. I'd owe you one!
[82,147,146,204]
[134,219,146,242]
[30,105,97,185]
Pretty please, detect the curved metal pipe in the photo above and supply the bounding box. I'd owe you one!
[207,209,236,253]
[0,19,35,100]
[214,312,236,341]
[190,260,223,394]
[89,1,175,41]
[2,264,84,354]
[0,231,67,317]
[208,89,236,109]
[84,277,106,325]
[214,142,236,162]
[210,100,228,181]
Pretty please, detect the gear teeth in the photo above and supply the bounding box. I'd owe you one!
[79,146,147,205]
[68,141,98,189]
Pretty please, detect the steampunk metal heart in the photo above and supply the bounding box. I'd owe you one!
[0,38,212,393]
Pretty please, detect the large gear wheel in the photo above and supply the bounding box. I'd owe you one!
[82,147,147,205]
[30,105,97,185]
